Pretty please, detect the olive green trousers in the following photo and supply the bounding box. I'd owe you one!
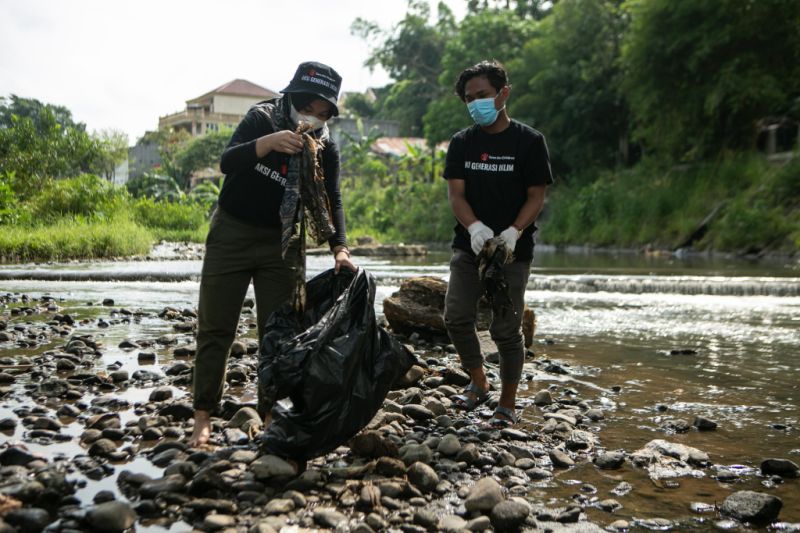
[193,208,299,413]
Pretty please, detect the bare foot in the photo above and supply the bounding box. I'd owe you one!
[187,410,211,448]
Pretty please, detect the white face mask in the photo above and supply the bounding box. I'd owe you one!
[290,105,326,130]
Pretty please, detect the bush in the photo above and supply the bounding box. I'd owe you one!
[28,174,127,223]
[126,172,183,200]
[131,197,209,242]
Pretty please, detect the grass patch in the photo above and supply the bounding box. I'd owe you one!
[0,217,154,263]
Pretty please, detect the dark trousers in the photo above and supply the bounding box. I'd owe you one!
[193,208,299,413]
[444,249,530,384]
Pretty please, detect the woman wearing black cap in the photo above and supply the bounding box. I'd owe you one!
[188,61,355,447]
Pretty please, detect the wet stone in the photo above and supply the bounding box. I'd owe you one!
[407,462,438,493]
[56,404,81,418]
[400,444,433,465]
[85,501,136,532]
[265,498,295,514]
[402,404,435,421]
[413,510,438,530]
[721,490,783,524]
[533,390,553,405]
[760,458,799,478]
[88,439,118,457]
[595,450,626,470]
[142,427,163,440]
[557,505,582,523]
[598,499,622,512]
[158,401,194,421]
[0,447,37,466]
[693,416,718,431]
[465,477,504,512]
[150,448,185,467]
[203,514,236,530]
[314,508,347,528]
[375,457,406,477]
[139,474,187,499]
[148,386,173,402]
[4,507,52,532]
[549,449,574,468]
[437,434,461,456]
[137,352,156,363]
[500,428,528,441]
[491,498,531,531]
[585,408,605,421]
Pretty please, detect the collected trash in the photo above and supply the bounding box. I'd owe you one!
[478,236,515,317]
[258,268,416,461]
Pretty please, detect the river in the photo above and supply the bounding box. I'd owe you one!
[0,246,798,529]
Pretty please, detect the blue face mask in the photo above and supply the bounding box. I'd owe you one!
[467,94,504,126]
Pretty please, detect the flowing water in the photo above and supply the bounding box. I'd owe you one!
[1,246,798,529]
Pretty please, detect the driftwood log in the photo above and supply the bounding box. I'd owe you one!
[382,276,535,347]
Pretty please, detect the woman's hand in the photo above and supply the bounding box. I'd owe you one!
[256,130,304,157]
[334,249,357,273]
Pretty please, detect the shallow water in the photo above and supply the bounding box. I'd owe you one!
[0,248,798,528]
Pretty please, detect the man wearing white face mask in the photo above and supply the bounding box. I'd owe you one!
[188,61,356,447]
[443,60,553,428]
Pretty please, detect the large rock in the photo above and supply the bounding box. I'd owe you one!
[630,439,710,480]
[383,276,536,342]
[382,277,491,337]
[720,491,782,524]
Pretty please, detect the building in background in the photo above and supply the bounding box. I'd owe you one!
[128,135,162,180]
[159,79,279,136]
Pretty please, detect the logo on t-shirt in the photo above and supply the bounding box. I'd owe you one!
[255,162,287,187]
[465,152,515,172]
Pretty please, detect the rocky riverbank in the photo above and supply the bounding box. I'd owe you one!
[0,291,797,532]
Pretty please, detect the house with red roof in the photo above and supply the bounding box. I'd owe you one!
[158,79,279,136]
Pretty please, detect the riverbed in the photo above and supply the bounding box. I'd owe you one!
[0,246,798,530]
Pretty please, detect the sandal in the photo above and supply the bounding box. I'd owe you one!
[488,405,518,428]
[452,382,490,411]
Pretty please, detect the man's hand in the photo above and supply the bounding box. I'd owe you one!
[468,221,494,255]
[500,226,520,251]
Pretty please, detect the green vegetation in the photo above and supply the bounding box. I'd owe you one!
[0,96,218,262]
[544,156,800,252]
[348,0,800,254]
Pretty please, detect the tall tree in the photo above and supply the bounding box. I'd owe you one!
[0,95,86,133]
[89,129,129,181]
[173,130,231,189]
[621,0,800,160]
[509,0,628,175]
[352,1,456,135]
[466,0,557,20]
[423,9,535,143]
[0,106,95,196]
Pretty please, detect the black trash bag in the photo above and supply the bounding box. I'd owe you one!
[258,267,415,461]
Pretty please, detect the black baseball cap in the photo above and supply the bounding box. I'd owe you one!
[281,61,342,117]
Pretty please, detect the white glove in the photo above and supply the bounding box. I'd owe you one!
[500,226,521,251]
[467,221,494,255]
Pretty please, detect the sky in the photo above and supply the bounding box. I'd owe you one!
[0,0,467,144]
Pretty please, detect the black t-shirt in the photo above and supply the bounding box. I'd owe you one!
[217,101,346,248]
[443,119,553,261]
